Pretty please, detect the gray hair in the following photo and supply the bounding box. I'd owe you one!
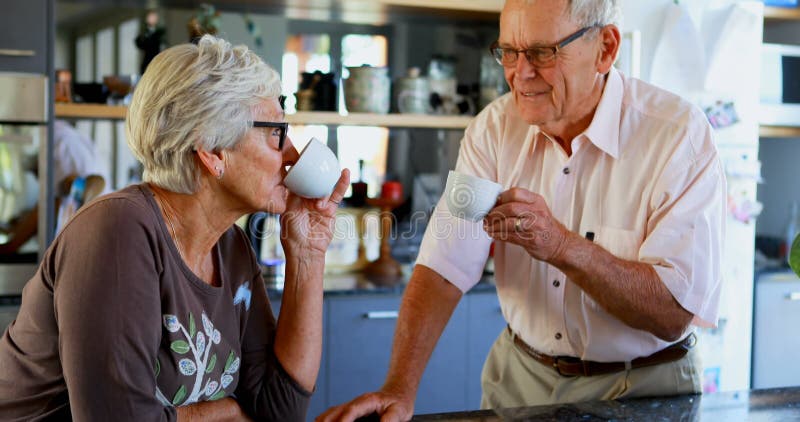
[126,35,281,194]
[567,0,622,28]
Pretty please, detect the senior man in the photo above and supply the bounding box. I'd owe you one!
[319,0,724,420]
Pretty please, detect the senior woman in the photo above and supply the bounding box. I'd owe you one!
[0,35,348,421]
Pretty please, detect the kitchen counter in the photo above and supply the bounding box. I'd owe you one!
[411,387,800,421]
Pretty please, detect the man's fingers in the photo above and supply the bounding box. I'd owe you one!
[380,404,408,422]
[317,393,384,422]
[497,187,539,205]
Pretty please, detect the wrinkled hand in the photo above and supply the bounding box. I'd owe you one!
[281,169,350,259]
[315,389,414,422]
[483,188,569,263]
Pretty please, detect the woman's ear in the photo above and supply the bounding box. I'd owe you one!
[195,145,226,179]
[596,25,621,74]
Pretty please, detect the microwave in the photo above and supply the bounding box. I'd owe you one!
[760,43,800,127]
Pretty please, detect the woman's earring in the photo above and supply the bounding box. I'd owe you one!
[215,166,224,180]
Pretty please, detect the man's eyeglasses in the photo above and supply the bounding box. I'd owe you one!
[253,121,288,150]
[490,25,600,68]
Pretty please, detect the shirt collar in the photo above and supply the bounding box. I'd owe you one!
[582,67,622,159]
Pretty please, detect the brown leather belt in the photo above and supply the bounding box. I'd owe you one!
[507,326,696,377]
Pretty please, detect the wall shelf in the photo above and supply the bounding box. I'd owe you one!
[377,0,502,13]
[764,6,800,21]
[54,103,474,129]
[759,125,800,138]
[55,103,127,120]
[56,104,800,138]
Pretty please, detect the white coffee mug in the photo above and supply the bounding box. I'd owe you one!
[444,170,503,222]
[283,138,341,198]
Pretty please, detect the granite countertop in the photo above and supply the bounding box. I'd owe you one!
[266,271,496,299]
[411,387,800,421]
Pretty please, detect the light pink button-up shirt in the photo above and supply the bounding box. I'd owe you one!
[416,68,725,362]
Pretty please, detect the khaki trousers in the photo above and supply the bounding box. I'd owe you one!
[480,328,702,409]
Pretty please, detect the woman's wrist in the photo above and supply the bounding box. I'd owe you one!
[283,254,325,287]
[283,245,326,263]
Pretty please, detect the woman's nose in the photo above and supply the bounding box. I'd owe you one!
[282,136,300,166]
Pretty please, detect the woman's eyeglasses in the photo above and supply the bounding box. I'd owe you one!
[252,121,288,150]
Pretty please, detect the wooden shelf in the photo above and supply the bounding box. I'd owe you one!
[55,103,474,129]
[764,6,800,21]
[55,103,127,119]
[377,0,502,13]
[286,111,473,129]
[759,125,800,138]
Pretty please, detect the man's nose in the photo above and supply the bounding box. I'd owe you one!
[515,53,538,77]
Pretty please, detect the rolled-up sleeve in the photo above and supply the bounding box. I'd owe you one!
[415,113,499,292]
[640,119,726,328]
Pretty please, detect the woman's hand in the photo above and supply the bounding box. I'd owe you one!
[280,169,350,259]
[177,398,253,421]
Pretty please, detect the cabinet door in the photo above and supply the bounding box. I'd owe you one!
[327,295,468,415]
[753,277,800,389]
[0,0,48,74]
[466,292,506,409]
[267,294,328,422]
[415,298,468,414]
[327,295,402,407]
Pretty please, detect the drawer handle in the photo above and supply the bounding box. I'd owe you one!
[0,49,36,57]
[363,311,399,319]
[786,292,800,301]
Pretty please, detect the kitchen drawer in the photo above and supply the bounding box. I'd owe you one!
[0,0,48,74]
[326,295,468,414]
[327,295,403,407]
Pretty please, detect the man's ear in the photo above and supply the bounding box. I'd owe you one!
[596,25,621,74]
[195,145,226,179]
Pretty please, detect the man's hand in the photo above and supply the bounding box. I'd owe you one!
[315,388,414,422]
[483,188,571,263]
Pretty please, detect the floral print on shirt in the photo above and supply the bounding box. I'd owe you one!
[155,311,240,406]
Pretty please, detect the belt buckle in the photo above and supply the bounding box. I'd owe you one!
[551,356,577,377]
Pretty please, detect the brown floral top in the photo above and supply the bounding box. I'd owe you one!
[0,184,310,421]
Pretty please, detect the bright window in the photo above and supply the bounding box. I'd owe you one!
[282,34,331,114]
[281,31,389,199]
[337,126,389,198]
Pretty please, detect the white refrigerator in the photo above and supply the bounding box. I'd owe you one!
[621,0,763,392]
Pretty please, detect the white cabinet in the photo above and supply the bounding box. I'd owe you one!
[753,271,800,389]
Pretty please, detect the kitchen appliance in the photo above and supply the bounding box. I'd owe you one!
[760,43,800,127]
[647,1,763,392]
[0,72,51,299]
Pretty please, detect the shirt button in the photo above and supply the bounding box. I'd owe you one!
[555,332,562,340]
[562,167,570,175]
[552,280,560,287]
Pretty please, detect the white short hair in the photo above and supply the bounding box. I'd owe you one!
[568,0,621,27]
[126,35,281,194]
[519,0,621,27]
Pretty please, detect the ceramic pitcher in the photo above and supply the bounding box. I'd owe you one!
[344,66,390,114]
